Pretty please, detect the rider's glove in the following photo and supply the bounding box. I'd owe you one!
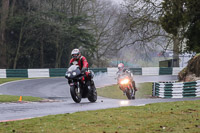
[81,67,87,74]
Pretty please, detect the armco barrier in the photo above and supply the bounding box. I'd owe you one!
[49,68,107,77]
[6,69,28,78]
[107,68,118,77]
[172,67,184,75]
[89,68,107,74]
[129,68,142,75]
[49,68,67,77]
[0,69,6,78]
[28,69,49,78]
[0,68,107,78]
[0,67,184,78]
[142,67,159,75]
[159,67,173,75]
[153,80,200,98]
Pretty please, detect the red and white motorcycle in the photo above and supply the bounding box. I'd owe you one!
[117,73,136,100]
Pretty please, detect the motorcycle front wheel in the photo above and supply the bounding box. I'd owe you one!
[131,90,136,99]
[70,86,82,103]
[87,82,97,102]
[126,88,135,100]
[126,89,132,100]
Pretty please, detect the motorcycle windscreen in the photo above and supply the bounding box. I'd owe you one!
[68,65,79,72]
[118,75,129,80]
[66,65,81,78]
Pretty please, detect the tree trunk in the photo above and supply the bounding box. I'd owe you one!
[55,48,63,68]
[71,0,76,16]
[10,0,16,17]
[0,0,9,68]
[40,42,44,68]
[55,36,60,68]
[13,26,23,69]
[173,35,180,67]
[96,51,100,67]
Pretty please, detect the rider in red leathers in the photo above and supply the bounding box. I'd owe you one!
[70,49,88,71]
[69,48,93,82]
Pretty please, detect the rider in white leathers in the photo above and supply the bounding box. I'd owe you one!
[116,63,138,91]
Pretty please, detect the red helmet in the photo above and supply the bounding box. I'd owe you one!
[71,49,81,59]
[118,63,124,71]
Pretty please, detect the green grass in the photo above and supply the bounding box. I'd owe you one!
[97,82,153,99]
[0,78,27,84]
[0,100,199,133]
[0,78,43,102]
[0,95,43,102]
[0,78,199,132]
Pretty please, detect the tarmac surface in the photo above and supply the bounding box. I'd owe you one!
[0,75,199,122]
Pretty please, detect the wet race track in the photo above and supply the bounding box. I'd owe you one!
[0,75,200,122]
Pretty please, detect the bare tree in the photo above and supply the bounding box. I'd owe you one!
[0,0,10,68]
[115,0,172,64]
[123,0,189,67]
[86,0,127,67]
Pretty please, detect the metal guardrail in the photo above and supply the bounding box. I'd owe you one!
[159,67,173,75]
[0,67,183,78]
[6,69,28,78]
[129,68,142,75]
[0,68,108,78]
[89,68,107,74]
[49,68,67,77]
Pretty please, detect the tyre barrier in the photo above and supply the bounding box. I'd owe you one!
[153,80,200,98]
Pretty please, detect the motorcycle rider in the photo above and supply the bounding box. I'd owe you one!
[69,48,93,83]
[116,63,138,91]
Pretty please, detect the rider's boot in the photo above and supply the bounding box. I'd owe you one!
[132,81,138,91]
[134,87,138,91]
[123,91,126,95]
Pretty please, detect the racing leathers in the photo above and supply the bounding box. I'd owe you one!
[69,56,93,82]
[116,68,137,91]
[70,56,88,71]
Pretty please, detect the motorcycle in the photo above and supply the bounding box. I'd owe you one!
[117,73,136,100]
[65,65,97,103]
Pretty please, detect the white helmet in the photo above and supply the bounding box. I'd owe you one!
[71,49,81,59]
[118,63,124,71]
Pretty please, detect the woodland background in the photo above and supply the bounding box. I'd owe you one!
[0,0,199,69]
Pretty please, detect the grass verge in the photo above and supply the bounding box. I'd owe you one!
[97,82,153,99]
[0,95,43,102]
[0,100,199,133]
[0,78,43,102]
[0,78,26,84]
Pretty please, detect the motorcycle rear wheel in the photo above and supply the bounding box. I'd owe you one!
[70,86,82,103]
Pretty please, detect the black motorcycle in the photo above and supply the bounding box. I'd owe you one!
[65,65,97,103]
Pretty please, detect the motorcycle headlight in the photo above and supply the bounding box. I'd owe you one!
[67,73,71,77]
[72,72,76,76]
[120,79,130,84]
